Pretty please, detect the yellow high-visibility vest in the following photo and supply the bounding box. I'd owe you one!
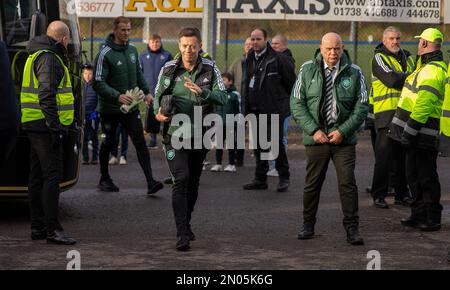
[20,49,74,125]
[391,57,446,146]
[371,53,415,115]
[440,63,450,156]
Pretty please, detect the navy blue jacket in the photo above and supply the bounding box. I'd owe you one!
[139,48,172,95]
[83,80,98,115]
[0,41,19,132]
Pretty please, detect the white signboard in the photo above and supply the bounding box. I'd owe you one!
[74,0,123,18]
[445,0,450,23]
[77,0,442,24]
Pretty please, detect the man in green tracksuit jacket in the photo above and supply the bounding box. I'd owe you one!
[290,33,369,245]
[93,16,163,195]
[154,27,227,251]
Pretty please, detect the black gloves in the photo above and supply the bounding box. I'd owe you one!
[160,95,176,117]
[50,127,68,149]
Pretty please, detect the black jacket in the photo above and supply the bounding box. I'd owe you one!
[22,35,68,133]
[242,43,296,118]
[0,41,19,133]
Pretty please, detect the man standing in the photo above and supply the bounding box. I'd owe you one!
[94,17,163,195]
[154,27,227,251]
[228,37,252,96]
[268,34,296,177]
[140,34,173,148]
[389,28,447,232]
[242,28,296,192]
[291,33,368,245]
[271,34,295,69]
[227,37,251,167]
[370,26,415,209]
[20,21,76,245]
[440,64,450,157]
[0,40,19,171]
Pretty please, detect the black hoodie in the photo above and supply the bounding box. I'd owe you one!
[22,35,68,133]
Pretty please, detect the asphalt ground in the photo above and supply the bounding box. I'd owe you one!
[0,133,449,270]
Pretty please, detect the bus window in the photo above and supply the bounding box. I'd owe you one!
[0,0,36,46]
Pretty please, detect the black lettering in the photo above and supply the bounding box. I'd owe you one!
[232,0,263,13]
[264,0,294,14]
[295,0,308,14]
[217,0,230,12]
[310,0,330,15]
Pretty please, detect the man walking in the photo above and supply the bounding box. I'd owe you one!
[20,21,77,245]
[242,28,296,192]
[389,28,447,232]
[94,16,163,195]
[291,32,368,245]
[154,27,227,251]
[370,26,415,209]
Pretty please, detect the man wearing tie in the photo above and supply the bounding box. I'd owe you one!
[290,33,369,245]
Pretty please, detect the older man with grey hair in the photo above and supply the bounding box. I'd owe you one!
[291,32,369,245]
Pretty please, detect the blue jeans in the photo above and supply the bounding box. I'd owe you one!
[269,116,289,170]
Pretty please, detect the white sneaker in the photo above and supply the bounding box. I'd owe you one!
[266,168,279,177]
[109,156,118,165]
[210,164,223,172]
[224,164,236,172]
[119,156,127,165]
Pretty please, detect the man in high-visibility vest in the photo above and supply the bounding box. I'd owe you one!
[388,28,447,232]
[370,26,415,209]
[20,21,76,245]
[440,65,450,157]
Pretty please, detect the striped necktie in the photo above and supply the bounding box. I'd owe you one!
[323,67,335,126]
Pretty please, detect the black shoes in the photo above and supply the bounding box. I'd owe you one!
[298,224,315,240]
[47,230,77,245]
[418,222,441,232]
[277,179,289,192]
[394,196,413,206]
[98,178,119,192]
[346,227,364,245]
[164,177,174,185]
[400,217,423,229]
[373,198,389,209]
[147,180,164,195]
[176,236,191,251]
[401,218,441,232]
[243,180,268,190]
[31,228,47,240]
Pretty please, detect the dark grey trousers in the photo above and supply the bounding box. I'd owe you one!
[303,144,359,230]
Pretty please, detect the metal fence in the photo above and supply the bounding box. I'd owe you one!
[79,17,450,89]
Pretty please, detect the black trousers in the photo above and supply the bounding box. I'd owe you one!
[99,110,155,184]
[405,147,442,223]
[303,144,359,230]
[164,142,208,236]
[371,128,408,200]
[26,131,63,233]
[0,127,18,172]
[82,115,99,162]
[250,113,289,182]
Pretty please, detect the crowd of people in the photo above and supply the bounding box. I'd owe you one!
[2,16,449,252]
